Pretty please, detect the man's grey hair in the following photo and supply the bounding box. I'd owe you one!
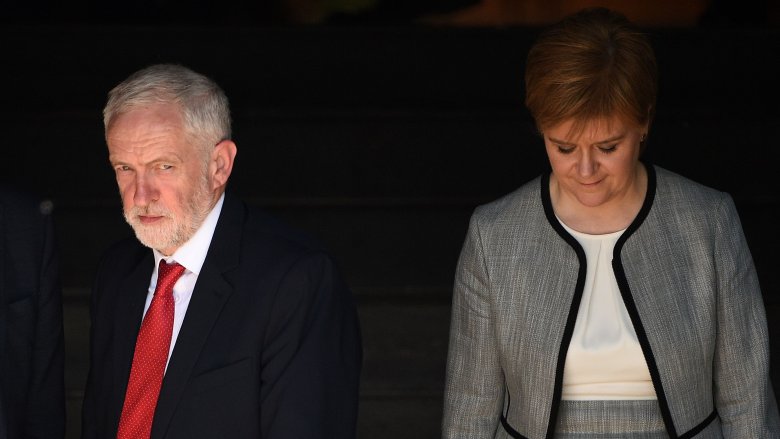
[103,64,231,153]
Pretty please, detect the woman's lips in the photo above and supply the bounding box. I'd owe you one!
[580,179,602,187]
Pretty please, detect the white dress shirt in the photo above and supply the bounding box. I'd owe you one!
[142,193,225,371]
[559,221,657,400]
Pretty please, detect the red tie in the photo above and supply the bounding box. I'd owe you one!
[117,260,185,439]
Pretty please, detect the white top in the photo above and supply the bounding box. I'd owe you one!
[559,221,657,400]
[143,193,225,371]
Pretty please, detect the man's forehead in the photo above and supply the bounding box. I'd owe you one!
[106,104,192,158]
[107,103,184,135]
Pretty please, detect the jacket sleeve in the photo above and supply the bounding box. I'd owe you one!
[443,212,504,438]
[24,205,66,438]
[712,195,780,437]
[259,251,362,439]
[80,255,105,439]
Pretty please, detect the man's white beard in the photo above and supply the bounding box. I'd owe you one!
[124,175,212,254]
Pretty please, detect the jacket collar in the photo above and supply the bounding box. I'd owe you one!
[536,164,665,438]
[150,191,244,438]
[106,192,244,438]
[540,162,657,245]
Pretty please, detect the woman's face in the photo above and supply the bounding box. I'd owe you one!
[543,116,647,210]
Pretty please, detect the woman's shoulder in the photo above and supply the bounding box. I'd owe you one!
[653,165,731,207]
[650,166,740,233]
[471,175,545,226]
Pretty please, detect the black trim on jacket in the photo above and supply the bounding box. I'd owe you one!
[608,165,719,437]
[497,165,720,438]
[500,386,528,438]
[540,171,589,439]
[495,165,717,438]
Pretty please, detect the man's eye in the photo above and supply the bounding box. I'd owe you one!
[160,164,173,170]
[115,165,131,172]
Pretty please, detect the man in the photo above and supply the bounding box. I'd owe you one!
[0,187,65,438]
[82,64,362,438]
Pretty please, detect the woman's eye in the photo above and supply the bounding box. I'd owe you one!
[557,145,575,154]
[598,144,617,153]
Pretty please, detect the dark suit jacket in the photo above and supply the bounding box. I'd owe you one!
[0,188,65,439]
[82,193,362,438]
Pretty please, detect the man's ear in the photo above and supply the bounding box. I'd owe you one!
[210,140,237,190]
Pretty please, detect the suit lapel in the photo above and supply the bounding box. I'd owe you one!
[109,251,155,434]
[151,194,244,439]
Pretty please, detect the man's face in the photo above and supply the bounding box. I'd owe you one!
[107,103,215,256]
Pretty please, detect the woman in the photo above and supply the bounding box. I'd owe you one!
[443,8,779,438]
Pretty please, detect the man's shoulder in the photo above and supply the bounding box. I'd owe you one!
[0,185,51,223]
[0,186,53,256]
[97,235,150,274]
[239,204,329,260]
[212,198,344,288]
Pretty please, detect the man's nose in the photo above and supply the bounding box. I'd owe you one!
[132,174,158,207]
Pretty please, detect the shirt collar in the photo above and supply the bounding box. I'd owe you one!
[153,192,225,276]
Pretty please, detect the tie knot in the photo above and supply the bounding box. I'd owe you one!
[156,260,185,294]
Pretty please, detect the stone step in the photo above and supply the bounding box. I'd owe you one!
[64,290,780,438]
[63,290,451,438]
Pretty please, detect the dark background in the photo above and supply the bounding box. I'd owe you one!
[1,0,778,437]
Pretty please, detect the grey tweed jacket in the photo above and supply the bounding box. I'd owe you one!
[443,165,780,438]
